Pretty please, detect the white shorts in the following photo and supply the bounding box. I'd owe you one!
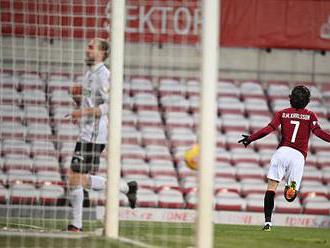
[267,146,305,190]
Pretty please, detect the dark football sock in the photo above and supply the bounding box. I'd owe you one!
[264,190,275,223]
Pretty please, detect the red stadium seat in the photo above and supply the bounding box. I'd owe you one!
[36,170,63,186]
[158,78,186,97]
[217,80,239,98]
[149,160,176,177]
[266,83,290,101]
[300,184,328,199]
[141,127,168,147]
[302,195,328,205]
[51,105,76,125]
[304,201,330,215]
[305,154,318,168]
[240,181,266,197]
[0,105,24,124]
[0,73,19,89]
[214,162,236,179]
[164,112,194,129]
[254,134,278,151]
[50,90,75,107]
[33,155,60,172]
[215,191,245,211]
[132,93,159,111]
[180,177,198,194]
[19,73,44,91]
[248,115,272,133]
[26,123,53,141]
[188,95,200,113]
[218,97,244,116]
[2,139,30,157]
[122,110,137,127]
[244,98,270,117]
[153,175,180,191]
[230,148,260,165]
[22,89,46,106]
[221,114,249,133]
[311,135,330,153]
[160,95,190,113]
[4,154,33,172]
[137,111,163,128]
[215,148,232,164]
[47,74,72,93]
[9,184,39,205]
[185,190,198,209]
[54,123,79,142]
[167,128,197,148]
[236,166,265,181]
[303,167,323,182]
[245,194,264,212]
[121,144,146,161]
[39,184,65,205]
[121,126,141,145]
[145,145,172,162]
[121,159,150,177]
[30,140,58,158]
[185,79,200,97]
[240,80,265,100]
[0,88,21,105]
[321,167,330,184]
[214,181,241,195]
[137,188,158,208]
[275,197,302,214]
[316,152,330,168]
[158,188,185,208]
[129,77,154,95]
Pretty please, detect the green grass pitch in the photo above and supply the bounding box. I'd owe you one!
[0,218,329,247]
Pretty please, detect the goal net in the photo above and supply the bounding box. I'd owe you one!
[0,0,215,247]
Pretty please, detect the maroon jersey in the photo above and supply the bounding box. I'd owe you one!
[249,107,323,158]
[269,108,320,157]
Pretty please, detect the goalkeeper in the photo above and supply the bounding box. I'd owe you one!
[66,38,137,232]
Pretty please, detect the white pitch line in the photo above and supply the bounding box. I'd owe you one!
[117,236,158,248]
[0,229,158,248]
[0,230,87,239]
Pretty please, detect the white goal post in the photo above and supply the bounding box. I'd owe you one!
[196,0,219,247]
[105,0,126,239]
[106,0,219,246]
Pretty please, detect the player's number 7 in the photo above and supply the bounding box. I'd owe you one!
[290,120,300,143]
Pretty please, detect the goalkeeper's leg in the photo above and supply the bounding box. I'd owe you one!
[69,174,138,208]
[67,170,84,231]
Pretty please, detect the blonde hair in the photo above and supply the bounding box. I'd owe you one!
[95,38,110,61]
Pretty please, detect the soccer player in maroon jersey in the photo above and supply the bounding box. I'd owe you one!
[238,85,330,231]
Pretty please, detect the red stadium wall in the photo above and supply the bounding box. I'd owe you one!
[221,0,330,51]
[1,0,330,50]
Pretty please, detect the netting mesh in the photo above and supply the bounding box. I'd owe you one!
[1,1,330,247]
[0,0,203,247]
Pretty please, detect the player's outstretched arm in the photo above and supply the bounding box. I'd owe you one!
[238,125,274,148]
[313,128,330,142]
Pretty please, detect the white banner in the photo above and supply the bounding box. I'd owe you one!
[96,207,330,228]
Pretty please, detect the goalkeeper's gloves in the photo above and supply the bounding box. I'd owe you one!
[238,134,251,147]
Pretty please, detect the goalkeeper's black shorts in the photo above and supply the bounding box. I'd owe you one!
[70,142,106,174]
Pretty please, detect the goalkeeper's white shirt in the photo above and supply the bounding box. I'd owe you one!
[79,62,110,144]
